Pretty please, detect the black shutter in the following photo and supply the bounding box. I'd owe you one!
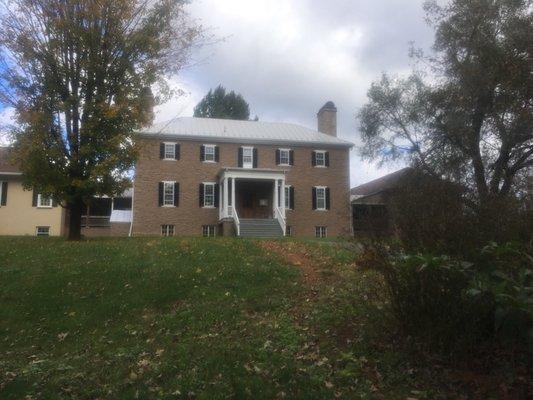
[238,148,243,167]
[214,184,220,207]
[174,183,179,206]
[275,149,280,165]
[160,143,165,159]
[253,148,258,168]
[325,151,330,167]
[32,190,38,207]
[312,187,317,210]
[325,187,330,210]
[289,186,294,210]
[0,182,7,206]
[175,144,180,160]
[289,150,294,166]
[52,198,58,207]
[311,151,316,166]
[200,145,205,162]
[199,183,204,207]
[215,146,220,162]
[158,182,164,206]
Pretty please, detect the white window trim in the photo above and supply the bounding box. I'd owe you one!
[203,144,217,163]
[203,182,216,208]
[278,148,291,166]
[36,226,50,236]
[37,194,53,208]
[314,150,327,168]
[162,181,176,207]
[163,142,177,161]
[315,186,327,211]
[242,146,254,169]
[285,185,292,210]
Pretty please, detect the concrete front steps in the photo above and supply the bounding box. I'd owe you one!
[239,218,284,238]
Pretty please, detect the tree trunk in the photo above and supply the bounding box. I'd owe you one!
[67,199,83,241]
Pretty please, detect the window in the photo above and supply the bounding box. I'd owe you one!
[279,149,290,165]
[161,225,174,236]
[315,226,327,238]
[315,187,326,210]
[36,226,50,236]
[242,146,253,168]
[286,226,292,237]
[203,182,215,207]
[37,194,53,208]
[203,145,216,162]
[314,150,326,167]
[202,225,216,237]
[285,185,291,209]
[163,182,175,206]
[164,143,176,160]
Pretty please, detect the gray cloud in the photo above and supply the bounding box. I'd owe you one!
[156,0,435,185]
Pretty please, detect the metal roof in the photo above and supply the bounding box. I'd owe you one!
[138,117,353,148]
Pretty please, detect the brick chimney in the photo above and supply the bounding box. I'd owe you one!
[317,101,337,137]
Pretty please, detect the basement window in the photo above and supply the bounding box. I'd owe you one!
[315,226,327,238]
[36,226,50,236]
[202,225,216,237]
[161,224,175,237]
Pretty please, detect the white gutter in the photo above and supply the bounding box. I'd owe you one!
[128,181,135,237]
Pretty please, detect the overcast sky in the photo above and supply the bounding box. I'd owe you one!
[156,0,435,185]
[0,0,436,186]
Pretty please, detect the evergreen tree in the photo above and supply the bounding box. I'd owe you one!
[194,85,251,120]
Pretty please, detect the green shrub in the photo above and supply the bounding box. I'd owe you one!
[466,242,533,350]
[359,242,532,356]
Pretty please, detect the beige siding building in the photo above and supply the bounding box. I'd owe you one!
[0,148,65,236]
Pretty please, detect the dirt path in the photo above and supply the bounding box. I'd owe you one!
[258,241,324,286]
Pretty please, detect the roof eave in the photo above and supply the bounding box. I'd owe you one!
[136,132,353,149]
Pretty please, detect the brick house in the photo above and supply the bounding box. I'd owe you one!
[132,102,353,238]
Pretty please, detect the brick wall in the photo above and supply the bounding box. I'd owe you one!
[132,138,351,237]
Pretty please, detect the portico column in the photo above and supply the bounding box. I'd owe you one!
[274,179,279,212]
[231,178,236,214]
[280,178,286,217]
[223,177,229,217]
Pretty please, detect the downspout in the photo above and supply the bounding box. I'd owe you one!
[128,180,135,237]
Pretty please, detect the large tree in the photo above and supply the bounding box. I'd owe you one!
[358,0,532,204]
[0,0,203,239]
[193,85,251,120]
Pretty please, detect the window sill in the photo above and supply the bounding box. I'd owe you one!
[314,209,328,212]
[202,206,216,209]
[163,158,177,161]
[277,163,291,167]
[202,160,217,164]
[313,165,328,168]
[37,206,53,209]
[161,205,176,208]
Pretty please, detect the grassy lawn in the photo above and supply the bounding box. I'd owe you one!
[0,237,523,399]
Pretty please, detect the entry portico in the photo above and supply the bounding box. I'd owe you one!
[218,168,286,236]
